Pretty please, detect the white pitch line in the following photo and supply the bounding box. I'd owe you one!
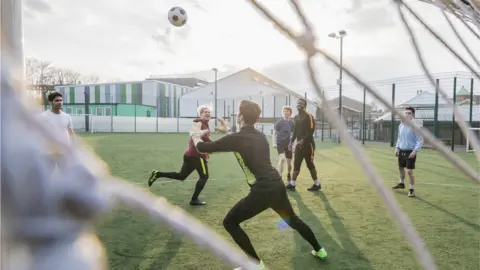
[144,177,478,189]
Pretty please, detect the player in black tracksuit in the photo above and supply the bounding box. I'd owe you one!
[285,98,322,192]
[190,100,328,269]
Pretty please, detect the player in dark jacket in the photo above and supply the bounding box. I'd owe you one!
[190,100,328,269]
[285,98,321,192]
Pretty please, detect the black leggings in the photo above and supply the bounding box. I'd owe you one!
[157,155,209,201]
[293,143,317,179]
[222,185,322,262]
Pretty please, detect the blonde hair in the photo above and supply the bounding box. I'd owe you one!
[282,106,292,116]
[197,104,213,116]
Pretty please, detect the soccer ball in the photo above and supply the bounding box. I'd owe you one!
[168,6,187,27]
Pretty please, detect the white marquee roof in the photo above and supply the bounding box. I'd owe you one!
[180,68,317,105]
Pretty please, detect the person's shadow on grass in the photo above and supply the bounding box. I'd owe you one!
[147,233,184,270]
[315,192,373,269]
[414,196,480,232]
[288,192,372,270]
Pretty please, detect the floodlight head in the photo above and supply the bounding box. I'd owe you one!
[212,68,218,72]
[338,29,347,37]
[328,32,337,38]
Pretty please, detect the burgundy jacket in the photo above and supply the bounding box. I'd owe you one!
[184,119,211,159]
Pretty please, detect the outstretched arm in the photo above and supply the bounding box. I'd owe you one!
[193,133,239,154]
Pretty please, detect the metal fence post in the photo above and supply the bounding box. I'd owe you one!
[110,96,113,132]
[469,78,474,126]
[451,77,457,151]
[390,83,396,147]
[434,79,439,138]
[362,87,366,145]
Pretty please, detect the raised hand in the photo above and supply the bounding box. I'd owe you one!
[189,122,203,137]
[215,117,229,134]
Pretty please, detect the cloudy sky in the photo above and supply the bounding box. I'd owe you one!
[23,0,480,101]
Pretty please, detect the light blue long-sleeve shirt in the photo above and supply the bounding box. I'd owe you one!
[395,122,424,153]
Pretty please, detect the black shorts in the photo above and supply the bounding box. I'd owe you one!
[293,142,315,171]
[398,150,416,169]
[182,155,209,178]
[224,183,295,225]
[277,146,293,159]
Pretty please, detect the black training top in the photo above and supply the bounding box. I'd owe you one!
[291,111,316,145]
[196,125,282,189]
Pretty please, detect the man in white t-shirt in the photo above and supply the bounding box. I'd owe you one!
[41,91,75,170]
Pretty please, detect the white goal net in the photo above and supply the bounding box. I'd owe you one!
[2,0,480,270]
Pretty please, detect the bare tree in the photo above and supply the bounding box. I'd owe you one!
[83,75,101,84]
[37,60,53,85]
[50,68,66,85]
[25,57,98,86]
[63,69,82,84]
[107,77,124,83]
[25,57,58,85]
[25,57,38,84]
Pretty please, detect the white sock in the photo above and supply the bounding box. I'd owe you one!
[234,260,261,270]
[314,180,320,186]
[290,180,295,186]
[399,178,405,184]
[410,184,414,189]
[278,154,285,175]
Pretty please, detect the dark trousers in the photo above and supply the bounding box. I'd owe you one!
[222,184,322,261]
[157,155,209,201]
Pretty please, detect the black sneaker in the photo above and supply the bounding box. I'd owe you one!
[408,189,415,197]
[392,183,405,189]
[307,184,321,192]
[285,183,296,191]
[148,170,158,187]
[189,199,206,206]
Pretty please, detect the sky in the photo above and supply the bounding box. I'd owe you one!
[23,0,480,103]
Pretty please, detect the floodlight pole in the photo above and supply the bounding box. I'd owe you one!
[339,36,344,121]
[213,68,218,128]
[328,29,347,143]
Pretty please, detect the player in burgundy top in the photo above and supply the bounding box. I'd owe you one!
[147,105,213,206]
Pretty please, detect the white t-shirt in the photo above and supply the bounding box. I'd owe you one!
[40,110,73,153]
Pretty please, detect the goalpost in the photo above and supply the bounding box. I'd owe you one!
[466,127,480,153]
[73,114,96,133]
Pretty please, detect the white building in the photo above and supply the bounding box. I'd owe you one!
[179,68,318,120]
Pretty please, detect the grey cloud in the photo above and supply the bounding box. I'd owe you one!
[344,0,397,33]
[346,8,396,33]
[260,54,426,101]
[151,26,191,54]
[183,0,207,12]
[24,0,52,13]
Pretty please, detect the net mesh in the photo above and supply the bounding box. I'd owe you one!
[1,0,479,270]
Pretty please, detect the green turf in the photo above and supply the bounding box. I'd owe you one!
[83,133,479,270]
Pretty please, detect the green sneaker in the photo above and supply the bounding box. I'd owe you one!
[233,260,265,270]
[311,247,328,260]
[148,170,158,187]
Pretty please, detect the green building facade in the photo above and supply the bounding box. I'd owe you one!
[54,80,194,117]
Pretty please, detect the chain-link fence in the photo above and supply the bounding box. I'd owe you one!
[32,72,479,151]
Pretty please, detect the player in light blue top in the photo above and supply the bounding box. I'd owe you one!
[272,106,295,181]
[392,106,424,197]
